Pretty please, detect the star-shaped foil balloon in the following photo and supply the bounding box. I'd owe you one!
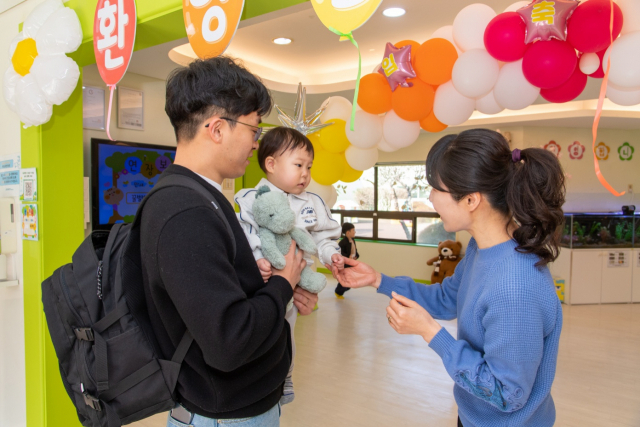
[517,0,579,44]
[275,83,333,136]
[378,42,416,91]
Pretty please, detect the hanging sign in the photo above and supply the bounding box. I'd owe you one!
[544,140,561,157]
[94,0,137,140]
[183,0,245,59]
[594,141,610,160]
[568,141,585,160]
[618,142,634,161]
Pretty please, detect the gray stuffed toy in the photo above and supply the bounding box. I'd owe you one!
[253,186,327,309]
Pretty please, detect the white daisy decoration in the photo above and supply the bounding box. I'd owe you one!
[3,0,82,128]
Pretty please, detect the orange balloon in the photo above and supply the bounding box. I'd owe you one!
[414,38,458,86]
[357,73,392,114]
[395,40,420,67]
[420,112,448,133]
[391,78,435,122]
[183,0,244,59]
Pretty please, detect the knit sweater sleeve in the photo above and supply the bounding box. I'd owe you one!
[428,267,550,413]
[376,254,468,320]
[156,206,294,373]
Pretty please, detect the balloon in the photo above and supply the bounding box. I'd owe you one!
[3,68,20,113]
[567,0,623,53]
[30,54,80,105]
[11,38,38,77]
[382,110,421,149]
[307,179,337,206]
[494,59,541,110]
[310,0,383,37]
[603,32,640,91]
[320,96,353,123]
[522,40,578,89]
[391,78,435,122]
[484,12,528,62]
[183,0,244,59]
[23,0,63,39]
[345,146,379,171]
[475,91,504,114]
[517,0,578,44]
[606,85,640,106]
[358,73,392,114]
[395,40,420,67]
[15,74,53,127]
[414,38,458,86]
[451,49,500,99]
[378,42,417,91]
[588,48,608,78]
[419,112,448,133]
[617,0,640,35]
[35,7,82,56]
[316,119,351,153]
[579,52,600,75]
[540,67,588,103]
[345,110,383,149]
[340,163,364,182]
[377,137,400,152]
[433,81,475,126]
[307,131,324,153]
[452,3,497,52]
[504,1,530,12]
[311,151,346,185]
[429,25,462,54]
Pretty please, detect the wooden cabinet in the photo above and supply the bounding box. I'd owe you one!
[633,250,640,303]
[601,249,632,303]
[570,250,603,304]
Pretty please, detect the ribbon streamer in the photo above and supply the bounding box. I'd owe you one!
[329,27,361,132]
[592,0,624,197]
[106,84,116,141]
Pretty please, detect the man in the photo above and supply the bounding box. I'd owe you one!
[140,56,317,426]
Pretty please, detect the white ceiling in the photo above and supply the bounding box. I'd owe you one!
[123,0,640,130]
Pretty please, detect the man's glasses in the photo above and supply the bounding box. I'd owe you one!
[205,117,263,142]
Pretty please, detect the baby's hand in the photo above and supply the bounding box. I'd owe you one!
[257,258,272,282]
[331,254,345,270]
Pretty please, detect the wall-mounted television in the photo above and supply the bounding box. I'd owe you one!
[91,138,176,230]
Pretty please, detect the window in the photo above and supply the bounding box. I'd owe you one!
[331,163,454,245]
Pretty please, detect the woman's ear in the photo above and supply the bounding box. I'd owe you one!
[466,192,482,212]
[264,156,276,174]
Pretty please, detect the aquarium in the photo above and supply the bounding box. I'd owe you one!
[560,213,637,249]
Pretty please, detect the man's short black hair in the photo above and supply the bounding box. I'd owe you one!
[165,56,272,142]
[258,127,314,173]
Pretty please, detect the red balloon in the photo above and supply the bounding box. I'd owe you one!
[567,0,623,53]
[522,40,578,89]
[540,67,588,103]
[589,48,608,78]
[484,12,528,62]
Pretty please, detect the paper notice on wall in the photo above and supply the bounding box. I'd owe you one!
[20,168,37,201]
[22,204,38,241]
[0,154,21,198]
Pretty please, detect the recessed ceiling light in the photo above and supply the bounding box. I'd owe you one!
[273,37,292,45]
[383,7,406,17]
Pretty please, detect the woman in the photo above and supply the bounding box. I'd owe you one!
[329,129,565,427]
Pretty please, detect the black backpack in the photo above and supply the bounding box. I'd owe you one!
[41,173,236,427]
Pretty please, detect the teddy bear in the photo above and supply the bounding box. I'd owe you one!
[426,240,463,285]
[252,186,327,309]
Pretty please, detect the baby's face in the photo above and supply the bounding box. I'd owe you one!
[268,147,314,195]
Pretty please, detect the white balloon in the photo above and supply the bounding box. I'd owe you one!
[345,110,383,149]
[9,32,25,58]
[15,74,53,128]
[493,59,540,110]
[30,55,80,105]
[452,49,500,99]
[345,146,379,171]
[607,84,640,106]
[382,111,421,149]
[326,186,338,208]
[475,90,504,114]
[429,25,462,54]
[616,0,640,35]
[433,81,476,126]
[320,96,353,123]
[377,136,399,153]
[36,7,83,56]
[23,0,64,39]
[452,4,497,52]
[579,52,600,75]
[603,32,640,91]
[307,179,336,206]
[503,1,530,12]
[3,68,21,113]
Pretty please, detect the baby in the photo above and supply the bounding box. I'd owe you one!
[235,127,344,405]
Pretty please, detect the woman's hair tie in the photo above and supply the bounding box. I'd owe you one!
[512,148,522,163]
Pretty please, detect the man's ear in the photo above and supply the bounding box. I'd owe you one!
[264,156,276,174]
[206,117,225,144]
[465,192,482,213]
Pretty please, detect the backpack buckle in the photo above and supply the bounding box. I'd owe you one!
[74,328,94,342]
[81,384,101,411]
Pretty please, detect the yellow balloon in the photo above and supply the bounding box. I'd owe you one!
[311,151,346,186]
[12,38,38,77]
[340,163,363,183]
[307,131,324,154]
[311,0,383,36]
[316,119,350,154]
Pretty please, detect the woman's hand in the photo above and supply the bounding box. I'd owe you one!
[293,286,318,315]
[386,292,442,343]
[325,257,381,289]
